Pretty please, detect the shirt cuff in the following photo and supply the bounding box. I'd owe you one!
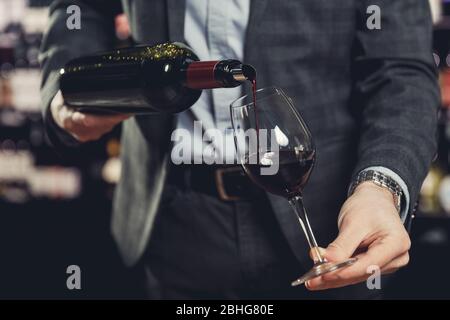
[358,166,410,223]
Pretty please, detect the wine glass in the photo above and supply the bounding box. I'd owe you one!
[230,87,356,286]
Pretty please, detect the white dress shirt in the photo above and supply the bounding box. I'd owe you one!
[172,0,250,165]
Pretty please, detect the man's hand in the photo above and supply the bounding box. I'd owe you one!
[50,91,130,142]
[306,181,411,290]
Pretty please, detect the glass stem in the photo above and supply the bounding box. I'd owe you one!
[288,195,325,264]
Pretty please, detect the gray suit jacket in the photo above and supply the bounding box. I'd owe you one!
[40,0,439,268]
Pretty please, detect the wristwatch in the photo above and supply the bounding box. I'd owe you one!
[348,170,403,213]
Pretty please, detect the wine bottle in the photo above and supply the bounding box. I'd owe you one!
[59,42,256,114]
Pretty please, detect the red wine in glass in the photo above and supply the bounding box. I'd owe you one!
[243,150,315,198]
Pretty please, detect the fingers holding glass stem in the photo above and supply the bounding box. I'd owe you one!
[288,195,357,286]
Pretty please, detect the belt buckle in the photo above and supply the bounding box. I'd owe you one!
[214,166,243,202]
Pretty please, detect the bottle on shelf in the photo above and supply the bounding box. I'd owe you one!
[59,42,256,114]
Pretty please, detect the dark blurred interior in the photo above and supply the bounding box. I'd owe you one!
[0,0,141,299]
[0,0,449,299]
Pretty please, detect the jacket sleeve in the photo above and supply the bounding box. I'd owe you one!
[39,0,123,147]
[351,0,440,213]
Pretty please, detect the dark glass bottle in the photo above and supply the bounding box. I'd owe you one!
[59,42,256,114]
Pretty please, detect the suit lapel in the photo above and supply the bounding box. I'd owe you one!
[245,0,311,269]
[244,0,269,62]
[167,0,186,42]
[135,1,181,150]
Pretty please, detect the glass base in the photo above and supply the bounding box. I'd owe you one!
[291,258,357,287]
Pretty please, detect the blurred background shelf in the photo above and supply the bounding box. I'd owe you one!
[0,0,141,299]
[385,216,450,299]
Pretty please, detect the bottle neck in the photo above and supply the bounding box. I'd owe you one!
[185,60,256,90]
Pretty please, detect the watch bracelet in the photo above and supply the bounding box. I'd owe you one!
[349,170,403,212]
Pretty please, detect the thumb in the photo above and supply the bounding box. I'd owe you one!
[325,225,364,262]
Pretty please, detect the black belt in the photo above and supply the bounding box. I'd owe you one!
[166,164,260,201]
